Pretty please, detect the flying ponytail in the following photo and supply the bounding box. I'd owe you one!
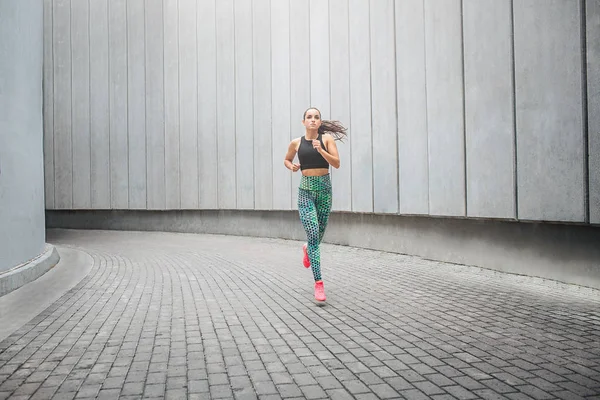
[303,107,348,142]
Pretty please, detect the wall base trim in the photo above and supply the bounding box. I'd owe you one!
[46,210,600,290]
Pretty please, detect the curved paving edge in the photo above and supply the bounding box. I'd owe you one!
[0,246,93,343]
[0,245,60,298]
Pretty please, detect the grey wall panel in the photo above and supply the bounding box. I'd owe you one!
[90,0,111,209]
[145,0,165,210]
[197,0,218,209]
[370,0,398,214]
[0,0,46,272]
[164,0,180,209]
[329,0,352,212]
[43,0,54,209]
[253,0,273,209]
[71,0,91,209]
[216,0,237,209]
[234,0,255,210]
[514,1,586,222]
[179,0,199,209]
[396,0,429,215]
[271,0,292,211]
[589,0,600,224]
[290,0,310,210]
[127,0,146,209]
[309,0,330,116]
[348,0,373,213]
[53,0,72,209]
[424,0,465,217]
[463,0,515,219]
[108,0,129,209]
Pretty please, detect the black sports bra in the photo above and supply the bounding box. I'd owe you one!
[297,134,329,170]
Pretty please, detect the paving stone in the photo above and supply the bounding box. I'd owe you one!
[75,383,101,398]
[431,395,457,400]
[100,376,125,389]
[300,384,328,400]
[398,388,431,400]
[341,379,370,395]
[0,230,598,400]
[165,388,187,400]
[211,384,234,399]
[120,382,144,396]
[95,389,120,400]
[30,386,58,400]
[412,379,445,395]
[188,379,209,393]
[473,388,511,400]
[12,382,41,396]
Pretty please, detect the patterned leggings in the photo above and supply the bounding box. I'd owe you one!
[297,175,332,282]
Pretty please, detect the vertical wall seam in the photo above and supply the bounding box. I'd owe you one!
[251,0,255,209]
[175,0,182,208]
[460,0,467,217]
[252,0,258,209]
[107,0,112,209]
[308,0,312,105]
[52,0,56,209]
[328,0,332,120]
[270,0,274,210]
[288,0,292,210]
[347,0,353,212]
[422,0,430,214]
[393,0,400,215]
[233,0,237,209]
[194,0,202,208]
[162,0,166,209]
[215,0,220,208]
[328,0,333,205]
[88,0,92,208]
[368,0,374,213]
[144,0,148,210]
[125,0,130,209]
[196,0,200,208]
[177,0,181,208]
[510,0,518,220]
[69,0,74,208]
[200,0,205,209]
[581,0,590,223]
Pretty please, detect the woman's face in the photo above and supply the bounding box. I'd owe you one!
[303,109,322,131]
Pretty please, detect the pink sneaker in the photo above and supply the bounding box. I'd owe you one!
[302,244,310,268]
[314,281,326,302]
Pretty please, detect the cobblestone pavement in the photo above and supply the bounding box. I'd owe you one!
[1,229,599,400]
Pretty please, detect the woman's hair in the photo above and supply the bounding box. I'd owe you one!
[303,107,348,141]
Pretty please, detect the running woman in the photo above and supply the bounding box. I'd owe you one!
[283,107,347,303]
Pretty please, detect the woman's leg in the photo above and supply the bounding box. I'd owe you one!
[315,188,333,245]
[297,188,322,281]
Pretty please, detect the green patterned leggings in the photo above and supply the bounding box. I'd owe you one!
[298,174,332,282]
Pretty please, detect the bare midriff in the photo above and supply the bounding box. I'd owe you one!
[302,168,329,177]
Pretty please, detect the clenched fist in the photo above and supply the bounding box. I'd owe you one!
[312,139,322,152]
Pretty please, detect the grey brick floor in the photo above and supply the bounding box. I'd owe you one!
[1,229,599,400]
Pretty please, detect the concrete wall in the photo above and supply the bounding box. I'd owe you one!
[0,0,46,272]
[43,0,597,225]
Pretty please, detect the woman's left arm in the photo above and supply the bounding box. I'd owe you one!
[317,136,340,169]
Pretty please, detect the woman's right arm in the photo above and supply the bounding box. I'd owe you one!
[284,139,300,172]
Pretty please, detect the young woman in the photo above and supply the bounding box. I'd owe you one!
[284,107,347,303]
